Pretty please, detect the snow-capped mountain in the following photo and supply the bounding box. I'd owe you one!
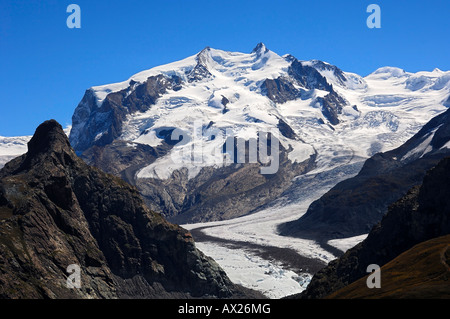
[69,43,450,223]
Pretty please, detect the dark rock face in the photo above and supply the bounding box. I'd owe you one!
[326,234,450,299]
[444,95,450,107]
[315,92,346,126]
[0,120,258,299]
[78,120,315,223]
[279,108,450,241]
[298,156,450,299]
[80,140,172,186]
[288,59,332,92]
[307,60,348,87]
[261,77,300,104]
[187,47,213,83]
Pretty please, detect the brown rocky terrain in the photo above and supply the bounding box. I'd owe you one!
[81,134,315,224]
[0,120,262,299]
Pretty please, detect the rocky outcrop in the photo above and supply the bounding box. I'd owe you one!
[297,156,450,299]
[70,74,182,153]
[81,133,315,224]
[315,92,346,126]
[0,120,260,299]
[288,59,332,92]
[261,77,300,104]
[313,60,346,81]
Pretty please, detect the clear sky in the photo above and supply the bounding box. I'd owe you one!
[0,0,449,136]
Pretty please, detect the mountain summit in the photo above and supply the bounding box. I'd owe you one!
[68,44,450,224]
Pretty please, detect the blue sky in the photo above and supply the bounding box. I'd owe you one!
[0,0,449,136]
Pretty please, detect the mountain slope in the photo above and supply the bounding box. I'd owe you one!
[279,106,450,241]
[0,120,259,298]
[297,156,450,299]
[68,43,450,223]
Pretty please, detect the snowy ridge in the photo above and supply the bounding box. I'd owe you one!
[115,44,316,179]
[90,54,199,107]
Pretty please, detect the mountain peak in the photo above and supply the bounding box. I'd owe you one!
[251,42,269,54]
[198,46,211,56]
[282,54,297,63]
